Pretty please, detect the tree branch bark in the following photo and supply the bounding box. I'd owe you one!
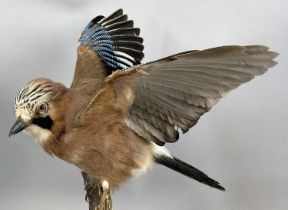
[81,171,113,210]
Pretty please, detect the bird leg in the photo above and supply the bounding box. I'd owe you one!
[81,171,113,210]
[98,181,112,210]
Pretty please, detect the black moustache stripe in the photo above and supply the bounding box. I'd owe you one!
[32,116,53,130]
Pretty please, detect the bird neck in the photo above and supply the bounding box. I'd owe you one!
[34,86,70,156]
[39,88,90,158]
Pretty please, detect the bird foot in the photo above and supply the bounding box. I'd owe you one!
[84,183,100,202]
[98,187,112,210]
[84,179,111,203]
[82,172,112,209]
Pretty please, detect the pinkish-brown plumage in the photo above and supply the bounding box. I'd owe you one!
[10,9,278,197]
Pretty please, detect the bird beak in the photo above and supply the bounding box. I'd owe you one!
[9,118,29,137]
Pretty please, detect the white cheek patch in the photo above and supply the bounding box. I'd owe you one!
[24,125,52,144]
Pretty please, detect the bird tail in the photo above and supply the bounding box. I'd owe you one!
[154,155,225,191]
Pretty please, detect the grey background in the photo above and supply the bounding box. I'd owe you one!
[0,0,287,210]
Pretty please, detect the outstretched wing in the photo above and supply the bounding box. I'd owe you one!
[70,9,144,95]
[125,45,278,145]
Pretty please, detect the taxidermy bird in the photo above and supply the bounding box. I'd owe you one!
[10,9,278,195]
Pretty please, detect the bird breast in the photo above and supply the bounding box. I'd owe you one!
[57,121,155,189]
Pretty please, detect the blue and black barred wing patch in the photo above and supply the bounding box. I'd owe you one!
[79,9,144,74]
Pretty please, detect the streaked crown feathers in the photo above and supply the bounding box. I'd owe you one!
[14,78,54,118]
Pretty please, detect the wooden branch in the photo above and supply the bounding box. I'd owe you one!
[81,171,113,210]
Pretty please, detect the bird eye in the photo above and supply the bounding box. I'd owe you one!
[38,103,49,113]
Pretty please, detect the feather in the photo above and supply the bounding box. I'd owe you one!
[98,9,123,24]
[112,35,144,43]
[102,14,128,26]
[126,45,278,144]
[72,9,145,90]
[106,20,134,31]
[109,28,140,36]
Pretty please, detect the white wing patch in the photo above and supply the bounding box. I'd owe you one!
[152,142,172,158]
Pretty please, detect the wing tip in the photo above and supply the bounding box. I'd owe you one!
[79,9,145,73]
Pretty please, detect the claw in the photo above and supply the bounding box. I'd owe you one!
[85,184,99,203]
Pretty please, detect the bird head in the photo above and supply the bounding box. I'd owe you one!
[9,78,68,144]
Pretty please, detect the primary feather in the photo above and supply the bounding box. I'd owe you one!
[79,9,144,73]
